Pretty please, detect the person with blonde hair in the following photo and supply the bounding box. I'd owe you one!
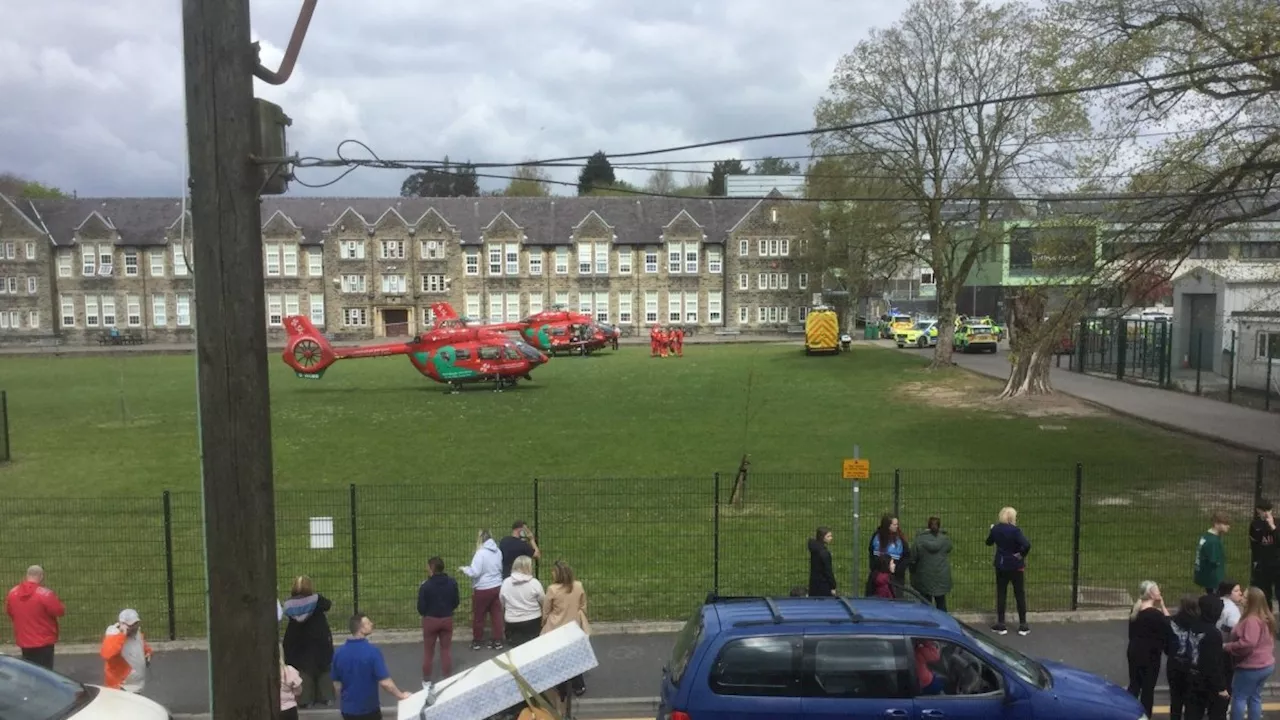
[281,574,335,709]
[278,644,303,720]
[501,555,545,648]
[985,506,1032,636]
[542,560,590,701]
[1224,587,1276,720]
[1126,581,1169,717]
[460,529,504,651]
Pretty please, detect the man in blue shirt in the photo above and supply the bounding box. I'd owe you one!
[332,614,410,720]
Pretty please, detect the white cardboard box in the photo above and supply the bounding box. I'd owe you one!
[398,621,598,720]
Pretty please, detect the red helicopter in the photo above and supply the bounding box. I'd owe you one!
[280,308,549,393]
[433,303,617,356]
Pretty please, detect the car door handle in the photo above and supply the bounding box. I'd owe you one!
[920,711,945,719]
[883,711,909,718]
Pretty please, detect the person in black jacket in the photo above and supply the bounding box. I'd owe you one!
[1128,581,1170,717]
[1249,500,1280,611]
[281,575,335,709]
[418,556,460,683]
[1165,593,1202,720]
[986,507,1032,636]
[808,527,837,597]
[1183,594,1230,720]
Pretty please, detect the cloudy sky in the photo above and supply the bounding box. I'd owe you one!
[0,0,909,198]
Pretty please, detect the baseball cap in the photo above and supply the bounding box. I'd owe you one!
[118,608,141,625]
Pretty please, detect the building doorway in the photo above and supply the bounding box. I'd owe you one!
[381,308,410,337]
[1186,294,1216,370]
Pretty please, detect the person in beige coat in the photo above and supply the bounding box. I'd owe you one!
[541,560,589,699]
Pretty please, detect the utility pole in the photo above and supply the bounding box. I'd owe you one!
[182,0,279,717]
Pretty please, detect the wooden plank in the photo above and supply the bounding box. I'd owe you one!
[181,0,280,717]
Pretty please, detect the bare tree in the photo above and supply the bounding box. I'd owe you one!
[644,167,678,195]
[502,162,552,197]
[813,0,1092,369]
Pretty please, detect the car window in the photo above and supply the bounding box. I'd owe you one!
[958,622,1049,689]
[970,326,993,334]
[668,610,704,687]
[0,656,88,720]
[709,635,800,697]
[809,636,912,699]
[911,638,1003,697]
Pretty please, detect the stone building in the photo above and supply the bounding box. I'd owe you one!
[0,191,812,346]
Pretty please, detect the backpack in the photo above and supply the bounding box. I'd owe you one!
[1169,623,1203,674]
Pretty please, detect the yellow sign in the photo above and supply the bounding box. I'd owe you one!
[842,459,870,480]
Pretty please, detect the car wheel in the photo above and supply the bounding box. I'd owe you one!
[917,338,927,349]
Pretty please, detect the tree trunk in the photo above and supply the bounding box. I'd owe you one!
[999,288,1056,398]
[930,277,958,368]
[1000,346,1054,397]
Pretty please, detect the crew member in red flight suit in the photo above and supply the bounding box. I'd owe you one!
[660,327,671,358]
[674,327,685,357]
[649,325,662,357]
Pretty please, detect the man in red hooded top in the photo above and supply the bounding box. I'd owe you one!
[673,327,685,357]
[5,565,66,669]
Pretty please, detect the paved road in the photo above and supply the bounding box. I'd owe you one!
[41,620,1280,717]
[909,343,1280,457]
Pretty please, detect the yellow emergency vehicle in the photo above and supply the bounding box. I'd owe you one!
[804,306,841,355]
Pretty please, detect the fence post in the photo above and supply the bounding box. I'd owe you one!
[1116,322,1128,381]
[162,491,177,641]
[1267,352,1274,412]
[1076,318,1086,374]
[1196,330,1204,395]
[533,478,540,580]
[349,484,359,614]
[1070,463,1083,611]
[1,390,9,462]
[1258,456,1267,508]
[713,473,721,595]
[1228,331,1236,404]
[893,470,901,519]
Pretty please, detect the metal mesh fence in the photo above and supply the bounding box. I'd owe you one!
[1,458,1277,643]
[0,390,9,463]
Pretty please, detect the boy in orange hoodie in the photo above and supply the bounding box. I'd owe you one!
[101,608,152,692]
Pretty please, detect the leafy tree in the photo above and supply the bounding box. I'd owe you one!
[584,180,640,197]
[0,173,68,199]
[673,171,709,196]
[502,163,552,197]
[400,157,480,197]
[577,151,616,195]
[643,168,678,195]
[753,156,801,175]
[813,0,1091,375]
[706,159,748,196]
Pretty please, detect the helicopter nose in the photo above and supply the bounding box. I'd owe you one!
[536,350,549,364]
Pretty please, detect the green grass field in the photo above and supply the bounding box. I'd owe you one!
[0,342,1267,641]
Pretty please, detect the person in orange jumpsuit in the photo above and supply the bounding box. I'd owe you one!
[673,327,685,357]
[659,327,671,358]
[649,325,661,357]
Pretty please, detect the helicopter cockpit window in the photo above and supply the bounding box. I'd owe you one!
[502,345,521,360]
[478,346,502,360]
[513,341,542,361]
[550,327,566,336]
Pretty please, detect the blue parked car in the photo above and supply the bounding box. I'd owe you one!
[658,594,1146,720]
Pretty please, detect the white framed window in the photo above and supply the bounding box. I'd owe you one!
[0,242,11,259]
[594,292,609,323]
[84,296,100,327]
[644,291,659,323]
[529,250,543,276]
[594,243,609,275]
[308,249,323,277]
[380,240,405,260]
[488,244,503,275]
[176,294,191,327]
[739,273,749,290]
[799,273,809,290]
[644,249,659,273]
[578,243,593,275]
[921,269,936,286]
[123,250,138,276]
[528,293,543,315]
[684,291,698,323]
[421,274,446,293]
[739,239,749,257]
[101,296,116,327]
[149,251,165,277]
[309,293,325,325]
[555,248,569,275]
[27,311,38,329]
[464,292,481,319]
[151,294,167,327]
[506,292,521,322]
[799,306,810,319]
[126,295,141,327]
[618,292,633,324]
[758,306,767,323]
[340,240,365,260]
[758,273,768,290]
[343,307,368,326]
[667,244,682,274]
[781,239,790,256]
[4,277,14,294]
[709,291,722,323]
[577,292,591,315]
[265,243,281,276]
[98,245,113,274]
[758,240,767,257]
[380,274,406,294]
[1259,331,1280,361]
[618,250,633,275]
[420,305,436,328]
[81,245,96,276]
[58,251,72,277]
[489,293,503,322]
[505,243,520,276]
[341,274,366,293]
[420,239,445,260]
[707,247,722,274]
[554,291,570,308]
[667,291,682,323]
[684,245,699,274]
[464,249,479,276]
[768,273,779,290]
[283,245,298,276]
[284,292,299,319]
[60,296,75,328]
[26,277,36,294]
[769,239,780,257]
[24,242,36,260]
[0,311,14,329]
[738,305,749,324]
[173,244,188,276]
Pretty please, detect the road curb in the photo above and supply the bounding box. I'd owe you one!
[5,611,1129,657]
[173,696,662,720]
